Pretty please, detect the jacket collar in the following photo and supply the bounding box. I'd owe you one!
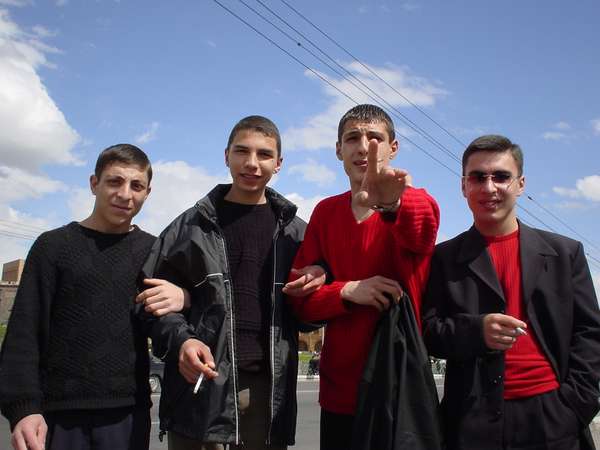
[194,184,298,227]
[456,220,557,303]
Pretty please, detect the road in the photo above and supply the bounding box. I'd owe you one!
[2,377,599,448]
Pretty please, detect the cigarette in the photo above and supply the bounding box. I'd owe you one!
[515,327,527,336]
[193,373,205,394]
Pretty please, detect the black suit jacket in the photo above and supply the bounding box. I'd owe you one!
[422,221,600,450]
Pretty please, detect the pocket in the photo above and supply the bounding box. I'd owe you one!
[541,389,580,442]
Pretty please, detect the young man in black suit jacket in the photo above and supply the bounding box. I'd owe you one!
[422,135,600,450]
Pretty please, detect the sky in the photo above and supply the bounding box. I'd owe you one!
[0,0,599,295]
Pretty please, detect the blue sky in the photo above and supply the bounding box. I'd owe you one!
[0,0,599,294]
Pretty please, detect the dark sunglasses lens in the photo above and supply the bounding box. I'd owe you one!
[492,173,512,184]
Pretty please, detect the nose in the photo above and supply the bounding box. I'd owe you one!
[244,151,259,169]
[357,135,369,155]
[480,176,497,192]
[116,183,133,200]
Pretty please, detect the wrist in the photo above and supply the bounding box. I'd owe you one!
[370,199,400,213]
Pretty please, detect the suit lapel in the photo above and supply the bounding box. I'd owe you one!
[458,226,505,302]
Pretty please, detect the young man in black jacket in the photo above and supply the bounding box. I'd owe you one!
[0,144,189,450]
[137,115,324,450]
[422,135,600,450]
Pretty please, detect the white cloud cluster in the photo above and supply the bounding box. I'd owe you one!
[284,193,324,223]
[283,62,447,151]
[542,132,566,141]
[553,175,600,202]
[0,9,80,170]
[288,158,336,187]
[135,121,159,145]
[135,161,230,235]
[592,118,600,135]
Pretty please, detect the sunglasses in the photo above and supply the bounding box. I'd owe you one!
[463,171,517,188]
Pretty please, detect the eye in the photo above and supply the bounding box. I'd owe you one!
[491,172,512,183]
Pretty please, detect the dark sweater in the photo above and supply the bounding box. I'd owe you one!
[217,199,276,371]
[0,222,155,428]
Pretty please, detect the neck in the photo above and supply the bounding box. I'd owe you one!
[225,185,267,205]
[474,216,519,237]
[80,214,132,234]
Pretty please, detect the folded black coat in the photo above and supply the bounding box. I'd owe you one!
[351,294,443,450]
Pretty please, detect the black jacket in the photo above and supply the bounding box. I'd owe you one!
[351,293,443,450]
[422,222,600,450]
[137,185,308,445]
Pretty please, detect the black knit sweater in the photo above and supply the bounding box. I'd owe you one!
[0,222,155,428]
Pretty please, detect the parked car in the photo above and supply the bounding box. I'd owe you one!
[149,356,164,393]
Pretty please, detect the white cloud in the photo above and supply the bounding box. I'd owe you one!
[67,186,94,222]
[283,62,447,151]
[284,193,325,223]
[134,121,159,145]
[0,9,80,170]
[555,121,571,130]
[0,166,66,203]
[542,131,566,141]
[400,2,420,12]
[553,175,600,202]
[136,161,230,234]
[591,118,600,135]
[288,159,336,187]
[32,25,57,38]
[0,205,55,265]
[55,0,68,6]
[0,0,31,6]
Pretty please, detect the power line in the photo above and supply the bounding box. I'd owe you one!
[211,0,461,177]
[278,0,468,150]
[212,0,600,266]
[525,195,600,254]
[248,0,461,164]
[0,218,47,234]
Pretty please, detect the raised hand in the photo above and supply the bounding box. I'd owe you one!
[354,139,409,210]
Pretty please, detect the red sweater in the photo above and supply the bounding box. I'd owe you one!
[288,187,440,414]
[485,230,559,399]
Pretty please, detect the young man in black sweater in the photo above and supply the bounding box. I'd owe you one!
[0,144,189,450]
[137,116,324,450]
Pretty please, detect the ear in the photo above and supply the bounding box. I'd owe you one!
[90,175,99,195]
[335,142,343,161]
[461,176,467,198]
[224,148,229,167]
[273,156,283,174]
[388,139,399,160]
[515,175,525,197]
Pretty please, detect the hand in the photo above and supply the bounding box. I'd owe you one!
[11,414,47,450]
[483,313,527,351]
[340,276,403,312]
[354,139,409,210]
[178,339,219,384]
[282,265,327,297]
[136,278,191,316]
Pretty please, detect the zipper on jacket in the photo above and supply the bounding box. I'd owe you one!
[217,234,240,445]
[267,226,281,444]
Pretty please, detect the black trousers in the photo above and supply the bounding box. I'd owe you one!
[502,389,580,450]
[320,408,354,450]
[45,405,151,450]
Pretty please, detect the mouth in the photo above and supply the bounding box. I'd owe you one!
[111,204,132,212]
[479,199,500,210]
[240,173,261,180]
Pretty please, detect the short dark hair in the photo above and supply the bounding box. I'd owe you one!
[462,135,524,176]
[226,115,281,157]
[337,104,395,142]
[94,144,152,183]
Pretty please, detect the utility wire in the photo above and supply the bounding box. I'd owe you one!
[278,0,468,149]
[212,0,600,267]
[212,0,461,176]
[249,0,461,164]
[0,218,47,234]
[525,195,600,254]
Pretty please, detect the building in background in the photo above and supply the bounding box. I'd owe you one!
[0,259,24,326]
[2,259,24,283]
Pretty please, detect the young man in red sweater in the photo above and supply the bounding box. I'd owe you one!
[286,104,440,450]
[422,135,600,450]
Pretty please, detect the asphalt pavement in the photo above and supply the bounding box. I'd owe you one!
[2,377,599,449]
